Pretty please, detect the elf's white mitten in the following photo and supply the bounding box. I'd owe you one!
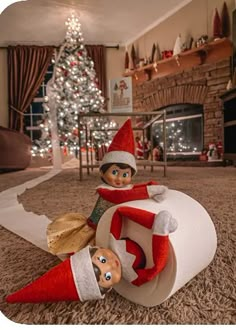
[152,210,178,235]
[147,185,168,202]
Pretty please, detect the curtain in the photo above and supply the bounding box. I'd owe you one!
[86,45,107,109]
[8,45,54,132]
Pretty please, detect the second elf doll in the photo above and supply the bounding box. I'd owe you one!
[47,119,169,256]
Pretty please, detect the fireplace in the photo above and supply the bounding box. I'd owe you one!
[132,58,232,158]
[152,104,203,158]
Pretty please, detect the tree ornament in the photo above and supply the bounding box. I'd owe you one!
[70,61,77,67]
[213,8,222,40]
[221,2,230,38]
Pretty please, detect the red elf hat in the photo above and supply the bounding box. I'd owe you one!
[100,119,137,174]
[6,246,104,304]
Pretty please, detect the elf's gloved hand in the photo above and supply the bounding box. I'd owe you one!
[147,185,168,202]
[152,210,178,235]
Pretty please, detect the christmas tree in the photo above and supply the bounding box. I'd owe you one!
[89,117,118,160]
[32,13,105,160]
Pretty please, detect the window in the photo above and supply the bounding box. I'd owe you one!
[152,104,203,157]
[24,63,54,141]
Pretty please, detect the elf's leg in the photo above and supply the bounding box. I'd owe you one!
[133,210,177,286]
[152,210,177,271]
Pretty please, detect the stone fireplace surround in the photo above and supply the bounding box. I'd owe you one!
[133,58,231,149]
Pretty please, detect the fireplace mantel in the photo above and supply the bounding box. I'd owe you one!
[123,38,232,84]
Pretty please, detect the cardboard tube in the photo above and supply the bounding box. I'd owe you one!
[96,189,217,307]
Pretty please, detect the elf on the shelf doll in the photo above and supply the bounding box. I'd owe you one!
[6,245,122,303]
[47,119,169,256]
[6,206,177,304]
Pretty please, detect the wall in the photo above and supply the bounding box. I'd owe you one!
[0,49,8,127]
[126,0,235,61]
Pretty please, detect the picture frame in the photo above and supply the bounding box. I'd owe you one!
[109,77,133,113]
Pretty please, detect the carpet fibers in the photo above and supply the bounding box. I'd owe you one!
[0,166,235,324]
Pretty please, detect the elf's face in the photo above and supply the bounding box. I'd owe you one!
[101,164,132,188]
[91,248,122,289]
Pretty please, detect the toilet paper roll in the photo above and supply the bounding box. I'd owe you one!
[95,189,217,307]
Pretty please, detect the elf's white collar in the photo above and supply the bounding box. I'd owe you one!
[96,183,134,191]
[109,234,138,283]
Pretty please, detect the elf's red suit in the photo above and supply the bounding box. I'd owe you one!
[87,181,167,229]
[108,205,177,286]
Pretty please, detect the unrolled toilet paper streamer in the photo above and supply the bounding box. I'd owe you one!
[0,169,61,252]
[96,190,217,307]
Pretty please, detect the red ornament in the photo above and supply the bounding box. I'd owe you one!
[62,68,68,77]
[63,146,68,156]
[162,50,173,59]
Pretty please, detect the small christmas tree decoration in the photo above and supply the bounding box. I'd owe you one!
[213,8,222,40]
[221,2,230,38]
[124,49,129,71]
[173,34,182,55]
[155,43,162,61]
[151,43,156,63]
[188,36,194,50]
[130,44,137,70]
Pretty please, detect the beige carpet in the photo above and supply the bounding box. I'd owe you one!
[0,166,235,325]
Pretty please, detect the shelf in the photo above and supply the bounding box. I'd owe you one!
[220,87,236,101]
[123,38,233,84]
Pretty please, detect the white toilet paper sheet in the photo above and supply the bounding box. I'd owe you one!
[0,170,61,252]
[96,190,217,306]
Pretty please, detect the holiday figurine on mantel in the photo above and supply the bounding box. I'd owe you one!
[173,34,182,56]
[207,142,219,161]
[47,119,169,256]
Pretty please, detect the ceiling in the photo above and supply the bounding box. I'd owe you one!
[0,0,192,47]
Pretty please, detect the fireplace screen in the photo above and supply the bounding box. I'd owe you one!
[152,104,203,156]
